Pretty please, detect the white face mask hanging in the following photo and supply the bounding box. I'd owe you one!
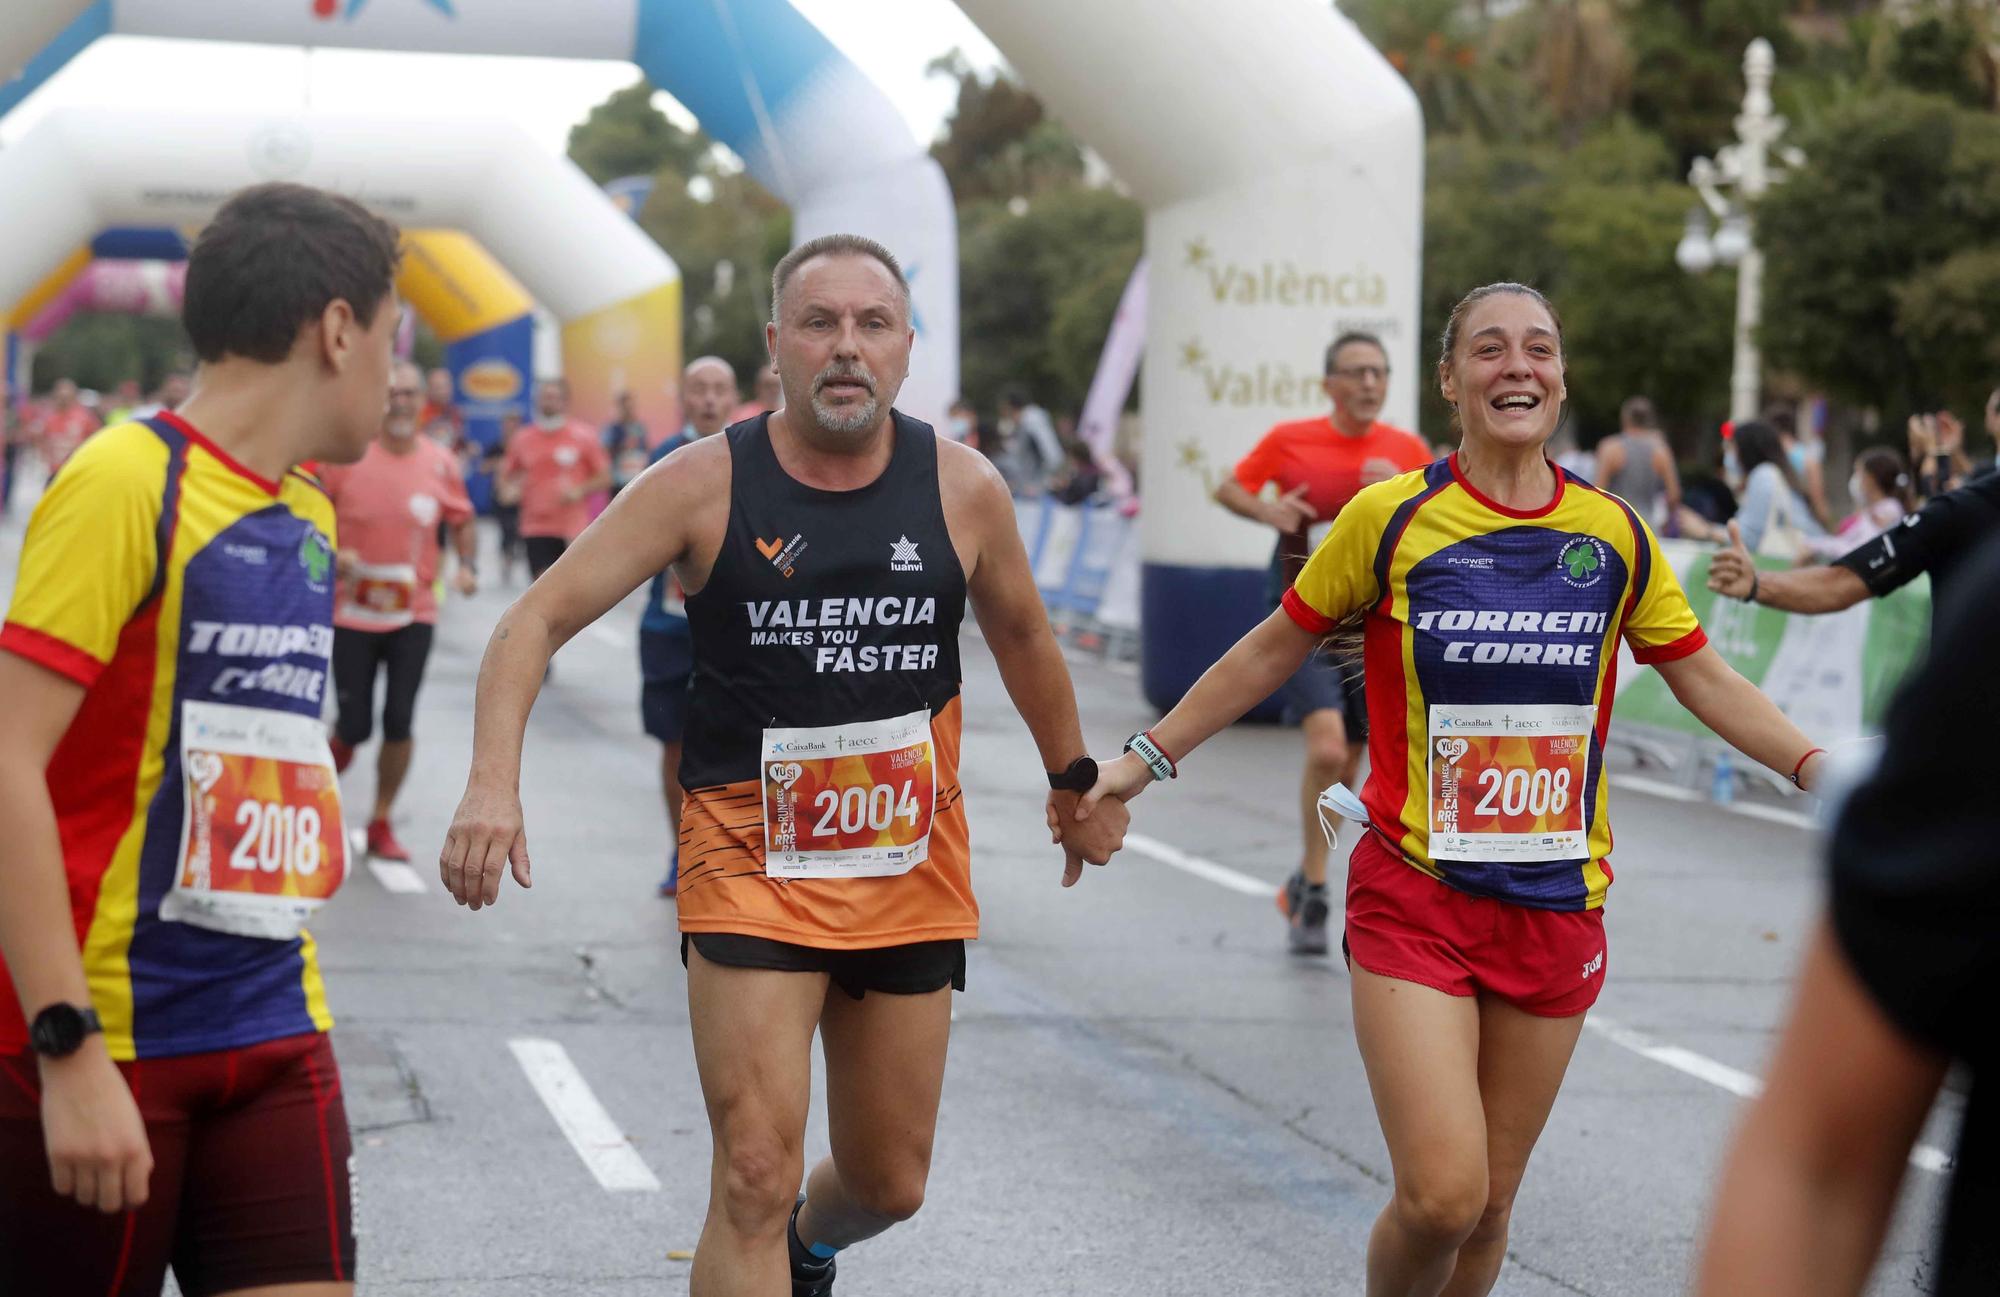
[1314,781,1369,850]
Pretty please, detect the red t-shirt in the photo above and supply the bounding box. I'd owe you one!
[1232,416,1432,579]
[38,406,102,471]
[501,420,611,541]
[319,438,473,630]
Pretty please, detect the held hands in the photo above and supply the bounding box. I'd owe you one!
[1046,749,1158,887]
[1044,787,1130,887]
[440,780,533,909]
[40,1044,153,1213]
[1705,520,1756,599]
[1262,483,1319,534]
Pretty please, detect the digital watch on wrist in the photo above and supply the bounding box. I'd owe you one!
[1047,756,1099,793]
[1123,730,1178,781]
[28,1003,102,1060]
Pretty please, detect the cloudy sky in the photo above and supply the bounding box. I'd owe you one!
[0,0,1004,154]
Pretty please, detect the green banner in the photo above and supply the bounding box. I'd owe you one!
[1611,542,1929,742]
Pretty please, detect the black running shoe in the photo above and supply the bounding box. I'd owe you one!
[789,1195,836,1296]
[1280,871,1331,956]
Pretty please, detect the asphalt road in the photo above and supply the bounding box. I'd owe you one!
[0,502,1957,1296]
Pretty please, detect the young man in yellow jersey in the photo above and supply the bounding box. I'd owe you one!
[0,182,400,1297]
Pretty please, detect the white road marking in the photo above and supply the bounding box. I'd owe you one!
[368,860,429,894]
[1609,774,1815,830]
[508,1038,661,1192]
[1121,817,1954,1180]
[1585,1014,1951,1175]
[1125,833,1277,898]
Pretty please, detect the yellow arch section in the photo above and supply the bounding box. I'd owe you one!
[396,230,533,344]
[6,244,91,331]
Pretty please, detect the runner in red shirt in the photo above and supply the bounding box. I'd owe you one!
[319,360,477,862]
[1213,330,1432,954]
[34,379,102,475]
[498,377,612,579]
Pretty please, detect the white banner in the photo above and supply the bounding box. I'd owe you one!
[1140,166,1421,570]
[1077,256,1146,456]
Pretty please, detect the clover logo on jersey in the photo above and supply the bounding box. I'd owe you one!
[298,531,334,590]
[1557,536,1606,589]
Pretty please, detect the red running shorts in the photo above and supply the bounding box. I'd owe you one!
[1343,831,1608,1018]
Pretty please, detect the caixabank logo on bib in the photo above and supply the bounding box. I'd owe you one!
[1556,536,1606,590]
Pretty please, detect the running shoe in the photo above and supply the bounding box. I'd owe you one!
[366,818,411,863]
[1278,871,1331,956]
[789,1196,836,1296]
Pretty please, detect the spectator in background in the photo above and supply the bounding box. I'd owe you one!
[33,379,100,475]
[943,398,978,447]
[484,410,526,585]
[999,386,1064,489]
[102,379,143,426]
[602,390,650,493]
[1907,404,1981,498]
[1048,439,1103,506]
[1,375,17,516]
[418,366,462,438]
[1768,403,1832,529]
[1804,447,1915,560]
[1593,395,1681,527]
[1683,420,1824,556]
[497,377,611,580]
[130,370,189,420]
[730,362,781,423]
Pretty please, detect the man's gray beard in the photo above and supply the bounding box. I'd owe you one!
[810,392,881,436]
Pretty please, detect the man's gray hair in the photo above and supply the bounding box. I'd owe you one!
[770,234,911,323]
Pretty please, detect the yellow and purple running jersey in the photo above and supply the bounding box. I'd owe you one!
[1284,455,1706,912]
[0,415,345,1059]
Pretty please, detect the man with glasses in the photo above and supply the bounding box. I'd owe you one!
[1213,330,1431,954]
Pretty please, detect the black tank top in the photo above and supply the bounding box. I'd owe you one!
[680,412,967,789]
[675,413,977,943]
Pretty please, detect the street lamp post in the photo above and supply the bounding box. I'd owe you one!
[1673,37,1804,423]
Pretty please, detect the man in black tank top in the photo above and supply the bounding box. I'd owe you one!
[440,234,1129,1295]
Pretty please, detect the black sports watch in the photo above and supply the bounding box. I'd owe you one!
[1047,756,1099,793]
[29,1003,102,1059]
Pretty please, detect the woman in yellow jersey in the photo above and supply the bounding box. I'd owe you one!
[1079,283,1828,1297]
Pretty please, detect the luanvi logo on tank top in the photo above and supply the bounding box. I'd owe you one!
[890,535,923,572]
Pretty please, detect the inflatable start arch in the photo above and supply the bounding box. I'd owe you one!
[959,0,1422,708]
[1,0,958,434]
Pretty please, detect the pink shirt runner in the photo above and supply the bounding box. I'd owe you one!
[502,420,610,541]
[320,437,473,631]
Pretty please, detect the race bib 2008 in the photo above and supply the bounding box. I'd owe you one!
[1427,703,1594,863]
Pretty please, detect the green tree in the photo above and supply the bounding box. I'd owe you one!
[566,79,790,389]
[566,82,710,185]
[956,187,1141,413]
[927,53,1085,203]
[1624,0,1798,167]
[1759,87,2000,423]
[1419,119,1735,442]
[31,314,188,395]
[1343,0,1513,136]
